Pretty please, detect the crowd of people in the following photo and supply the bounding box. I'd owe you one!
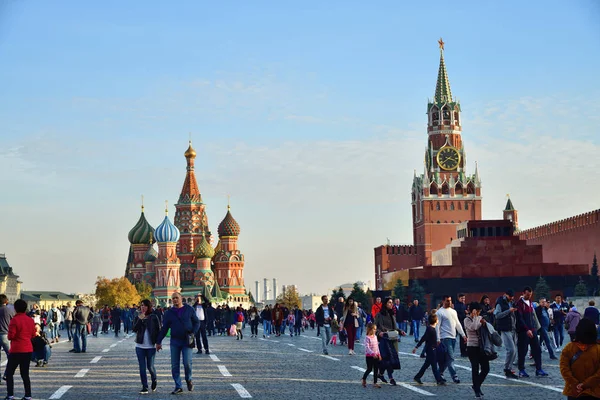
[0,288,598,399]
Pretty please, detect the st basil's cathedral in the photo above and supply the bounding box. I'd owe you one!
[124,142,249,306]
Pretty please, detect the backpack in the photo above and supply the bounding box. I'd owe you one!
[51,310,58,323]
[237,313,244,322]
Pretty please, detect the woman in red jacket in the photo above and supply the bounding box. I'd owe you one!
[7,299,36,400]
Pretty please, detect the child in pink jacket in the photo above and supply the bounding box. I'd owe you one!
[362,323,381,388]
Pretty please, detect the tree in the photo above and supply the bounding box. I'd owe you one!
[135,281,153,301]
[329,287,345,308]
[393,279,406,303]
[350,282,370,310]
[534,276,551,301]
[248,291,256,304]
[276,286,301,310]
[95,276,141,308]
[574,277,588,297]
[409,279,426,306]
[591,252,599,295]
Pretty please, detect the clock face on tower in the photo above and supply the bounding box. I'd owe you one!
[436,146,460,171]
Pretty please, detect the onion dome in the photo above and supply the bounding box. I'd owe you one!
[155,203,181,243]
[184,140,196,159]
[194,233,215,259]
[128,207,155,245]
[217,205,240,237]
[143,244,158,263]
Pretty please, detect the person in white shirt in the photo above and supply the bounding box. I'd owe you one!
[435,295,467,384]
[192,295,210,355]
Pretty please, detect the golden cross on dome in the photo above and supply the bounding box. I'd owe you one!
[165,200,169,215]
[227,194,231,210]
[141,194,145,211]
[438,38,445,51]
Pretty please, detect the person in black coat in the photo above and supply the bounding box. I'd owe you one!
[111,306,122,337]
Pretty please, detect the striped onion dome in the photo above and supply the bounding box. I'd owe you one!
[143,245,158,262]
[217,206,240,237]
[128,210,155,245]
[155,214,180,243]
[194,233,214,259]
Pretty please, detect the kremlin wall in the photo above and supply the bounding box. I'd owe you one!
[374,41,599,304]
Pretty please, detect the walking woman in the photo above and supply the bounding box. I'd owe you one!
[464,302,490,399]
[6,299,36,400]
[340,297,359,355]
[248,307,259,338]
[272,304,283,337]
[375,297,403,386]
[133,299,161,395]
[560,318,600,400]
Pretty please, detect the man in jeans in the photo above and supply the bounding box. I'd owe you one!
[156,292,200,395]
[70,300,91,353]
[0,294,14,380]
[494,289,519,378]
[435,295,466,384]
[549,294,569,351]
[515,286,548,378]
[192,294,210,355]
[315,296,335,355]
[535,298,557,360]
[409,299,425,343]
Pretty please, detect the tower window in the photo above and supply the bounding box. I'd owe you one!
[465,202,469,210]
[450,202,455,211]
[436,202,440,210]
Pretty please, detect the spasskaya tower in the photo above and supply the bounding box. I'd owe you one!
[411,39,482,266]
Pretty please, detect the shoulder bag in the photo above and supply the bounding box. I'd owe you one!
[174,307,195,349]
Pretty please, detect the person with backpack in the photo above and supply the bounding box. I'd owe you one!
[559,318,600,399]
[47,304,62,344]
[133,299,161,395]
[565,306,583,342]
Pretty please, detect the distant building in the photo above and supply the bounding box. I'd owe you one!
[333,282,369,297]
[21,291,77,310]
[0,254,22,303]
[301,295,322,311]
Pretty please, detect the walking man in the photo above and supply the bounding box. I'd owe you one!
[70,300,91,353]
[535,298,557,360]
[409,299,425,343]
[156,292,200,395]
[515,286,547,377]
[436,295,467,384]
[494,289,519,378]
[549,294,569,351]
[64,302,74,342]
[47,303,62,343]
[315,295,335,355]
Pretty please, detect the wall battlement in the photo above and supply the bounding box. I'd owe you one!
[381,245,417,256]
[519,209,600,240]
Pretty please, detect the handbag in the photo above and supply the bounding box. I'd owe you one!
[386,331,399,341]
[86,323,92,335]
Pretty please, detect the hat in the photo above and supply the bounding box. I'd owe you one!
[506,289,514,296]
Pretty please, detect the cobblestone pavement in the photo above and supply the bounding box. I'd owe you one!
[2,327,566,399]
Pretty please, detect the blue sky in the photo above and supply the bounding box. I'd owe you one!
[1,1,599,295]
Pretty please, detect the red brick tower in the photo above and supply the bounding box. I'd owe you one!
[503,195,519,232]
[174,141,212,288]
[412,39,482,266]
[214,204,246,296]
[153,205,182,302]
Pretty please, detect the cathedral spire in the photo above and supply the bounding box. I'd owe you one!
[434,38,453,104]
[178,140,203,204]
